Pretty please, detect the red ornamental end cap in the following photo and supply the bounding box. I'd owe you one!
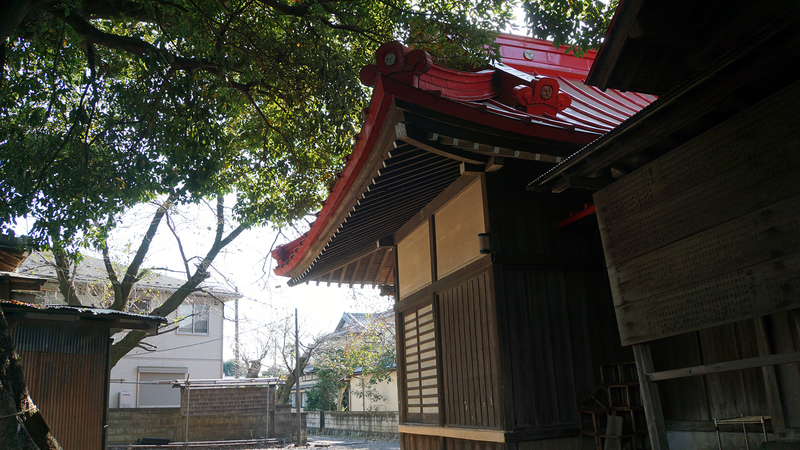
[359,64,379,87]
[514,77,571,117]
[359,41,432,87]
[271,245,286,264]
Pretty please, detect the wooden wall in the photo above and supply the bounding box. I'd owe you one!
[496,268,620,429]
[395,166,631,449]
[435,178,487,278]
[591,79,800,433]
[594,80,800,345]
[439,270,502,428]
[397,221,432,298]
[401,434,506,450]
[485,165,631,437]
[401,433,439,450]
[649,310,800,427]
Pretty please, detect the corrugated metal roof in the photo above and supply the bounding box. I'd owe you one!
[0,299,167,325]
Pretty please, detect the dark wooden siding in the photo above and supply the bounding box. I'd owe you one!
[650,310,800,427]
[593,80,800,345]
[401,432,439,450]
[485,166,631,434]
[439,271,502,428]
[497,268,622,429]
[588,80,800,430]
[444,437,505,450]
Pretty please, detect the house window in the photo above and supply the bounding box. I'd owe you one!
[177,303,209,334]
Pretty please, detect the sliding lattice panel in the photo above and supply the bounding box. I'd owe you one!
[404,302,439,423]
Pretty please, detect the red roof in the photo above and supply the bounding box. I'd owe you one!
[272,35,655,282]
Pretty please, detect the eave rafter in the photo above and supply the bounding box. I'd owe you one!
[310,246,396,288]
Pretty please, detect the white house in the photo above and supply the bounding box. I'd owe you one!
[17,252,240,408]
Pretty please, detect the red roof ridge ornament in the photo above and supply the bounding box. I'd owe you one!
[359,41,433,88]
[513,77,571,116]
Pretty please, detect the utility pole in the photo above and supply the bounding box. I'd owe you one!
[295,308,302,445]
[235,298,240,378]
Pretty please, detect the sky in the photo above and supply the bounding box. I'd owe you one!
[11,198,390,365]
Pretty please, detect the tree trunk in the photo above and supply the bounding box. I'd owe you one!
[276,373,295,406]
[53,253,82,306]
[246,360,261,378]
[276,352,311,405]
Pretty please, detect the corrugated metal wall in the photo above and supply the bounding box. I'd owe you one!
[12,320,109,450]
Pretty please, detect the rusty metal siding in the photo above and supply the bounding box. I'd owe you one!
[11,321,109,450]
[13,320,108,354]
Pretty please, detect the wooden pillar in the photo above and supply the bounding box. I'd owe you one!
[0,278,10,300]
[633,343,669,450]
[754,316,786,429]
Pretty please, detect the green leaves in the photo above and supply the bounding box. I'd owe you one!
[523,0,618,55]
[1,0,515,251]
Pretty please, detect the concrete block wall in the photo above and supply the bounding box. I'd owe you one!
[307,411,399,437]
[181,386,274,415]
[107,408,181,444]
[107,405,305,445]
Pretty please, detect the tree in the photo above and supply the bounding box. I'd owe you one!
[223,359,236,377]
[1,0,513,250]
[304,368,344,411]
[523,0,618,55]
[1,0,515,369]
[108,196,245,365]
[274,317,327,405]
[312,311,395,411]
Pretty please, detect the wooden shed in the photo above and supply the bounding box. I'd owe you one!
[531,0,800,448]
[0,300,165,449]
[272,36,657,449]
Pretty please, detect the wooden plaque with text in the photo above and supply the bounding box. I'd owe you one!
[594,81,800,345]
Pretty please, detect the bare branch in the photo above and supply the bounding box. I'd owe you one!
[165,210,192,279]
[111,195,174,310]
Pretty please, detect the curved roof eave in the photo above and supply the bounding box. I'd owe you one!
[272,38,655,283]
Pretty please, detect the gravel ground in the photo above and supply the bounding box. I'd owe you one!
[304,435,400,450]
[174,436,400,450]
[110,435,400,450]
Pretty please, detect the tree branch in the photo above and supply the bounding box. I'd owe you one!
[165,211,192,279]
[51,6,222,75]
[51,252,82,306]
[101,245,123,304]
[111,196,174,311]
[110,216,247,367]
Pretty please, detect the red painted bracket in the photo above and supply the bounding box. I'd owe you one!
[556,203,596,229]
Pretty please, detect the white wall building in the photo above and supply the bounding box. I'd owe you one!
[18,252,240,408]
